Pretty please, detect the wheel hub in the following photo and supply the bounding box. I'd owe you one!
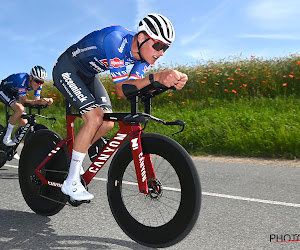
[30,174,42,185]
[147,178,163,200]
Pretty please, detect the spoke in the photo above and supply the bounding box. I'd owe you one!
[161,194,181,204]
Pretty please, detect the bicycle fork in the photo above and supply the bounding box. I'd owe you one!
[129,130,155,194]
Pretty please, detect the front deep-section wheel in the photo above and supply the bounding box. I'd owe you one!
[19,129,70,216]
[107,133,201,248]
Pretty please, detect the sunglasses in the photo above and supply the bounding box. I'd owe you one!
[33,79,44,85]
[146,35,169,52]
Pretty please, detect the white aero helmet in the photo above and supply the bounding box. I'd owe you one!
[30,65,47,81]
[138,13,175,46]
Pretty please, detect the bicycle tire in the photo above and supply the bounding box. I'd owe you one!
[0,151,6,168]
[19,129,70,216]
[107,133,201,248]
[24,124,48,144]
[0,125,7,168]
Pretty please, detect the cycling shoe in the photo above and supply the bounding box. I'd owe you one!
[3,137,16,147]
[61,181,94,201]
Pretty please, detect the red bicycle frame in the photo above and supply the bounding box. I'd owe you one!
[34,113,156,194]
[34,82,178,195]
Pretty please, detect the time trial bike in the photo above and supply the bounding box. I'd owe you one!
[18,81,201,248]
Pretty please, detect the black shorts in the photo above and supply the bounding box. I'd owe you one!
[52,52,112,115]
[0,84,18,107]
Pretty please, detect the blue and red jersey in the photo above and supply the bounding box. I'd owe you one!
[66,25,150,83]
[1,73,42,98]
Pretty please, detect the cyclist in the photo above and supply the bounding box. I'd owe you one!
[0,66,53,146]
[52,13,188,201]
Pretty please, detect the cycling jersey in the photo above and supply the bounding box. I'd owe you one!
[53,25,150,115]
[65,25,150,83]
[1,73,42,98]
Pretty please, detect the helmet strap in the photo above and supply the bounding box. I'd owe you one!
[137,38,150,63]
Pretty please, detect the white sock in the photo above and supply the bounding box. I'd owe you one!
[4,123,15,139]
[66,150,86,185]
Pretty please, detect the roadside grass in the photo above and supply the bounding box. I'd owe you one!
[1,54,300,159]
[1,96,299,159]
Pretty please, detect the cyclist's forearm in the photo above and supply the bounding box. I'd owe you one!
[115,75,154,99]
[21,97,42,105]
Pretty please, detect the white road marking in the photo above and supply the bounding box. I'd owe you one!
[202,192,300,208]
[5,163,300,208]
[4,164,18,168]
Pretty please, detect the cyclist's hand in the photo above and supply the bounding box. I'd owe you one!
[175,72,188,90]
[39,98,48,105]
[156,69,188,90]
[44,98,53,105]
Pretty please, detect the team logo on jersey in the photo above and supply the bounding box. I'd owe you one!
[110,58,125,68]
[100,59,109,68]
[72,46,97,57]
[61,72,88,103]
[19,88,26,93]
[89,58,109,73]
[118,38,128,53]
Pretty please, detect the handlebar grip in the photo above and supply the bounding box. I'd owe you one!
[123,81,176,100]
[165,120,185,126]
[152,81,176,91]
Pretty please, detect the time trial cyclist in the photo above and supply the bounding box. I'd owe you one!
[52,13,188,201]
[0,66,53,146]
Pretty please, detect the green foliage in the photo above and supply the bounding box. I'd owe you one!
[1,54,300,159]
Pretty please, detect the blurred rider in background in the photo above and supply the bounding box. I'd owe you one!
[0,66,53,146]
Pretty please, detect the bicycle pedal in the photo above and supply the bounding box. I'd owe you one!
[68,197,91,207]
[82,200,91,204]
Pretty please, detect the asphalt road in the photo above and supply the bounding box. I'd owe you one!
[1,150,300,250]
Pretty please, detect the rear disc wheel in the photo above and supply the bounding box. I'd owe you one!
[19,129,70,216]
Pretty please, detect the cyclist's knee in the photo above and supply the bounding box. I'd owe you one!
[103,121,114,132]
[12,103,24,116]
[87,116,103,131]
[83,109,103,130]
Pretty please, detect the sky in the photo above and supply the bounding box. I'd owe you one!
[0,0,300,80]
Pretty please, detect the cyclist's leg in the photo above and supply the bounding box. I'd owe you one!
[53,53,101,200]
[0,89,22,146]
[10,102,24,125]
[74,107,104,153]
[86,76,114,144]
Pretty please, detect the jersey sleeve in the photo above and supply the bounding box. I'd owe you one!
[128,61,149,80]
[103,32,129,84]
[34,85,42,98]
